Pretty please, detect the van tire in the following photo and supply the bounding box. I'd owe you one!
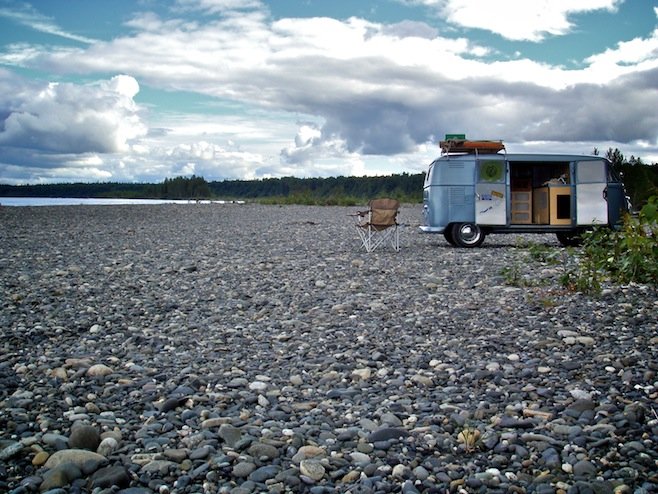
[443,227,457,246]
[452,223,485,248]
[556,231,583,247]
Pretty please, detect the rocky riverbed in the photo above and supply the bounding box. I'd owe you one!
[1,204,656,494]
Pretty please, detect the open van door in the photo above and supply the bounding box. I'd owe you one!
[576,159,608,225]
[475,158,507,225]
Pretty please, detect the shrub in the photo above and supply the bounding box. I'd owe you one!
[561,195,658,293]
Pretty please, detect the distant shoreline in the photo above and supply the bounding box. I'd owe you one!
[0,197,246,207]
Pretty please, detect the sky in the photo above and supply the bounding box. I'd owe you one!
[0,0,657,184]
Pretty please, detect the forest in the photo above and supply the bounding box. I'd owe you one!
[0,173,423,205]
[1,148,656,207]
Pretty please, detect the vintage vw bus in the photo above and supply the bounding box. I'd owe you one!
[420,139,629,247]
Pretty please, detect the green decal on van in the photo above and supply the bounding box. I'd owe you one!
[479,160,504,182]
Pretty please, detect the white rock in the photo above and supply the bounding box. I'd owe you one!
[87,364,113,377]
[569,389,592,400]
[392,464,410,478]
[97,437,118,457]
[300,459,325,481]
[352,368,371,380]
[411,374,433,386]
[248,381,267,392]
[576,336,595,346]
[350,452,370,465]
[486,362,501,372]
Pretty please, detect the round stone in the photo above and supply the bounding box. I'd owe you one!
[69,425,101,451]
[87,364,113,377]
[300,460,325,481]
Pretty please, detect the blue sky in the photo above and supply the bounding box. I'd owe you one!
[0,0,657,184]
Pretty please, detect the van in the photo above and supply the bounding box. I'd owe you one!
[420,139,629,247]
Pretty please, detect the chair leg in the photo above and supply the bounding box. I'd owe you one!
[355,226,370,251]
[355,225,400,252]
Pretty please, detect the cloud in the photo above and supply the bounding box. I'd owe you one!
[174,0,265,14]
[407,0,623,42]
[280,123,365,176]
[585,26,658,68]
[0,74,147,154]
[0,3,97,44]
[3,14,517,163]
[1,0,657,183]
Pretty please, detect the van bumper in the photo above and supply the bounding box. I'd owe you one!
[419,225,445,233]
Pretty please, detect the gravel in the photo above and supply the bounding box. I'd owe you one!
[1,203,657,494]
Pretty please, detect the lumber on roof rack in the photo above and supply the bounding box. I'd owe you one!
[440,139,505,154]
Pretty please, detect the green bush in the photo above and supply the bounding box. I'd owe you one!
[561,195,658,293]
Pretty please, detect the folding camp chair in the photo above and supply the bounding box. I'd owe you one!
[353,198,400,252]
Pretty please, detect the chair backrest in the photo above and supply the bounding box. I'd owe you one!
[368,198,399,227]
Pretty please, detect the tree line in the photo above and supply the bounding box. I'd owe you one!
[1,148,656,207]
[600,148,658,209]
[0,173,424,204]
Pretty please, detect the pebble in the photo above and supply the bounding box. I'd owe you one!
[86,364,114,377]
[0,204,656,493]
[68,424,101,451]
[96,436,119,457]
[300,459,325,481]
[248,465,280,483]
[0,442,23,460]
[32,451,50,466]
[232,462,256,478]
[40,463,82,491]
[88,465,131,489]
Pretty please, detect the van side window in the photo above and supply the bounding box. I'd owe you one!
[577,160,607,183]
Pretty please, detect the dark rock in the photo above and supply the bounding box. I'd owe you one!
[69,425,101,451]
[40,463,82,491]
[89,465,130,489]
[573,459,598,478]
[248,465,280,483]
[367,428,410,442]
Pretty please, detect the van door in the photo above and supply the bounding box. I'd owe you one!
[475,158,507,225]
[605,166,627,227]
[576,159,608,225]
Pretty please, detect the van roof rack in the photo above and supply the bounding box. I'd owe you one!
[440,139,505,155]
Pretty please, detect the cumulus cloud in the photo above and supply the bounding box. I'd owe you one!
[22,4,654,157]
[165,140,263,179]
[0,74,147,154]
[281,123,354,165]
[408,0,623,42]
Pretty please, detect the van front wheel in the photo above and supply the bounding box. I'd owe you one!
[452,223,485,248]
